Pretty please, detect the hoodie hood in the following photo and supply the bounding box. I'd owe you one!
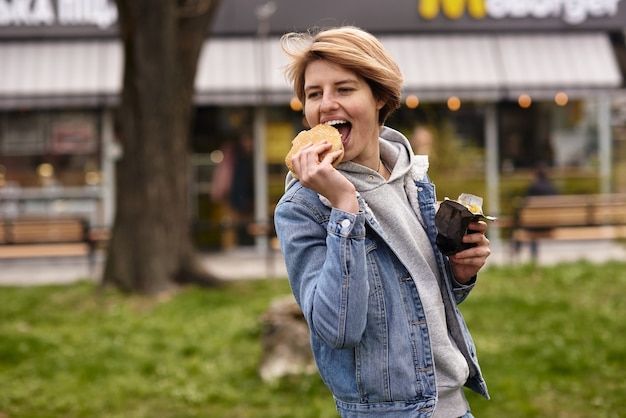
[340,126,413,193]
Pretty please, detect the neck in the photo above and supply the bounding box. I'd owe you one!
[377,157,390,179]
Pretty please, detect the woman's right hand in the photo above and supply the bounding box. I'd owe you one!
[291,141,358,214]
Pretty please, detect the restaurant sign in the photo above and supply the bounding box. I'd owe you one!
[418,0,623,25]
[0,0,116,29]
[0,0,625,37]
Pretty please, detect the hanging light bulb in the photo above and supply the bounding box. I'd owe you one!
[447,96,461,111]
[405,95,420,109]
[555,92,569,106]
[518,94,532,108]
[290,97,303,112]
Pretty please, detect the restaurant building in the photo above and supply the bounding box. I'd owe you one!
[1,0,625,248]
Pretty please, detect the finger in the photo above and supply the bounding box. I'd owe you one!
[463,232,489,247]
[321,149,344,165]
[313,140,332,156]
[299,141,314,150]
[451,245,491,264]
[293,141,324,165]
[293,142,335,181]
[468,220,488,233]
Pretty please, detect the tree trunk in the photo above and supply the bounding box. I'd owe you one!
[103,0,221,294]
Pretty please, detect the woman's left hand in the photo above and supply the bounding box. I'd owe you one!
[449,221,491,284]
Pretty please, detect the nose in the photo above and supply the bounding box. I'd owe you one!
[320,91,338,113]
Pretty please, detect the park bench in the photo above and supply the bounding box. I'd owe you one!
[511,193,626,260]
[0,216,109,276]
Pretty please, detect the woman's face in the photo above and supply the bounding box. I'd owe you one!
[303,59,384,167]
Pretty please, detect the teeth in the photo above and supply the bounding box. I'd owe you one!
[325,120,347,126]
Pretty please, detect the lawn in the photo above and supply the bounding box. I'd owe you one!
[0,260,624,418]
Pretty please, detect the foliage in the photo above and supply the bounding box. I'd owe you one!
[0,261,625,417]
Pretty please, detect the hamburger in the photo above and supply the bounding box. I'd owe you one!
[285,124,344,178]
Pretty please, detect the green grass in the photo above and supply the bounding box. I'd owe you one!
[0,261,625,417]
[465,261,626,418]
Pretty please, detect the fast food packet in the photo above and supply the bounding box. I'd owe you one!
[435,193,496,256]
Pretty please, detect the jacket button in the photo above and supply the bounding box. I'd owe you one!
[341,219,351,228]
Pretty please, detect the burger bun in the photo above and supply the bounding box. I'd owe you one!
[285,124,344,178]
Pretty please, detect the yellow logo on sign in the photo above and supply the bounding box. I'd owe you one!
[418,0,486,20]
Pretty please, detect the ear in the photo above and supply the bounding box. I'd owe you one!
[376,99,385,110]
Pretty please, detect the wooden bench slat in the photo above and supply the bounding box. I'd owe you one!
[515,194,626,229]
[513,225,626,242]
[511,193,626,265]
[11,229,85,243]
[595,203,626,224]
[552,225,626,240]
[1,217,89,250]
[7,219,86,244]
[0,243,90,259]
[519,207,591,227]
[0,217,109,268]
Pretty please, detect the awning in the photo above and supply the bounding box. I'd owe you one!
[381,34,504,100]
[496,33,623,99]
[0,32,622,109]
[0,40,122,108]
[193,37,293,105]
[382,32,623,100]
[0,37,293,108]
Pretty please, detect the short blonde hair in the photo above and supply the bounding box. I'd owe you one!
[280,26,403,125]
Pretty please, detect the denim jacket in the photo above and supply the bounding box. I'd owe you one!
[274,168,489,417]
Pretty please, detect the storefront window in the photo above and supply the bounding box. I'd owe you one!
[191,105,299,250]
[499,98,602,172]
[0,110,101,189]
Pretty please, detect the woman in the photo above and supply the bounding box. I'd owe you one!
[274,26,491,418]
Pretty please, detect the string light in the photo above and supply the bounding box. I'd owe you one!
[447,96,461,111]
[290,97,303,111]
[37,163,54,178]
[555,92,569,106]
[405,95,420,109]
[518,94,532,108]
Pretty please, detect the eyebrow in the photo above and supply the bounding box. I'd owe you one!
[304,78,360,92]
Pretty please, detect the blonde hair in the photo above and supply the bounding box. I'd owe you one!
[280,26,403,125]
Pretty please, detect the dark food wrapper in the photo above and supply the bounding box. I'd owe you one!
[435,194,496,256]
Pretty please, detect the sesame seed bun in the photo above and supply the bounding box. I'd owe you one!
[285,124,344,178]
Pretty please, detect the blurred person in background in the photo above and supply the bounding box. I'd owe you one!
[211,131,255,248]
[527,165,558,197]
[274,26,490,417]
[515,164,559,260]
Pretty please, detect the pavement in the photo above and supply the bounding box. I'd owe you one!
[0,240,625,286]
[0,247,288,286]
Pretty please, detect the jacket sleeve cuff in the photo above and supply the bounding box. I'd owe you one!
[453,274,477,289]
[327,209,366,237]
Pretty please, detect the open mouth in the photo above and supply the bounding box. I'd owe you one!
[326,121,351,145]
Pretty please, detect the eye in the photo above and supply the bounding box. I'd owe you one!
[338,87,354,94]
[306,90,321,100]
